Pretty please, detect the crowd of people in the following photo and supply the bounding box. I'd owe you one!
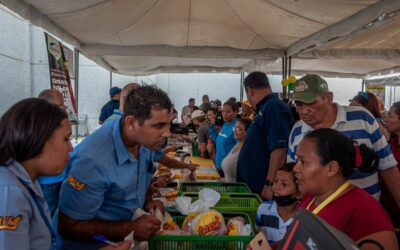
[0,72,399,249]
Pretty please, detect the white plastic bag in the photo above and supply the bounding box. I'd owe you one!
[175,188,226,235]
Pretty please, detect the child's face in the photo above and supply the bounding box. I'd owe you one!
[272,170,297,197]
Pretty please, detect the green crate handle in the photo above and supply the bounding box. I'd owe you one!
[179,182,252,194]
[181,192,262,201]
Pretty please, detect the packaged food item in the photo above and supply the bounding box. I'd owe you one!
[191,209,226,235]
[181,212,199,232]
[195,168,221,180]
[176,188,222,233]
[226,216,252,236]
[163,218,180,231]
[171,169,191,181]
[154,166,172,178]
[165,190,179,198]
[226,216,245,236]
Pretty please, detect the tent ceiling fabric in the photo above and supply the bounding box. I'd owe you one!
[3,0,400,77]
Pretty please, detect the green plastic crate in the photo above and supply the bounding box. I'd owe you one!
[177,193,262,223]
[149,212,254,250]
[179,182,251,193]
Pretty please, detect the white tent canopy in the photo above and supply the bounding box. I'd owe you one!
[2,0,400,77]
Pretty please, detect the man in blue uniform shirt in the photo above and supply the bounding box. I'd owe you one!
[57,85,196,249]
[237,72,294,200]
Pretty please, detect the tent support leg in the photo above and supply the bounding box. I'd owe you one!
[282,54,288,99]
[74,48,80,139]
[240,72,244,102]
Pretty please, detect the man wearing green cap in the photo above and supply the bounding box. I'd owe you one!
[288,74,400,208]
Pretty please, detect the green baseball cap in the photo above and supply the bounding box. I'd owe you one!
[292,74,329,103]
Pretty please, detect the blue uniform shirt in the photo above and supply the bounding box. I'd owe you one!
[237,94,294,193]
[0,161,52,250]
[99,100,119,123]
[57,118,164,249]
[103,109,123,124]
[209,119,237,170]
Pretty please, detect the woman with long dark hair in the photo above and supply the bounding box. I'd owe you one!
[295,128,397,249]
[0,98,72,249]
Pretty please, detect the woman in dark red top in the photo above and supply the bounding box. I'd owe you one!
[384,101,400,239]
[294,128,397,249]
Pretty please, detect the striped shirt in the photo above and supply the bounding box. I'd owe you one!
[287,104,396,200]
[255,201,293,244]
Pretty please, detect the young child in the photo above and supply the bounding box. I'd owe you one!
[255,163,299,244]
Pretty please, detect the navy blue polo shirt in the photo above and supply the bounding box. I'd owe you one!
[99,99,119,122]
[237,93,294,194]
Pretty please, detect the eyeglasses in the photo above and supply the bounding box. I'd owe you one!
[357,91,369,101]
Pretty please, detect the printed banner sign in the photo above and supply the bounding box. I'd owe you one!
[45,33,78,123]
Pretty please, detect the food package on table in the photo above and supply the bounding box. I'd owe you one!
[154,165,172,178]
[195,168,221,181]
[172,169,191,181]
[191,209,226,235]
[175,188,222,232]
[226,216,252,236]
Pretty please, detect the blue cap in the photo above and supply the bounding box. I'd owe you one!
[109,87,121,97]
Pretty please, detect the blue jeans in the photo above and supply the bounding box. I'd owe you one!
[40,182,62,218]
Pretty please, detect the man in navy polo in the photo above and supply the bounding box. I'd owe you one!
[104,83,140,124]
[237,72,294,199]
[99,86,121,124]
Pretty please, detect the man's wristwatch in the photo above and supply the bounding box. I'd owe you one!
[264,179,273,187]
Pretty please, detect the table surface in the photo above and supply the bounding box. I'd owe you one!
[167,152,214,167]
[189,156,214,167]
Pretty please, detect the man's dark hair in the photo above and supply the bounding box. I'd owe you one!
[123,85,172,125]
[0,98,68,164]
[244,71,271,89]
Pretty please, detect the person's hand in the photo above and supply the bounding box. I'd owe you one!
[100,240,132,250]
[185,163,198,180]
[144,199,165,214]
[131,214,161,241]
[261,186,273,200]
[186,163,197,173]
[148,184,161,197]
[152,176,169,188]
